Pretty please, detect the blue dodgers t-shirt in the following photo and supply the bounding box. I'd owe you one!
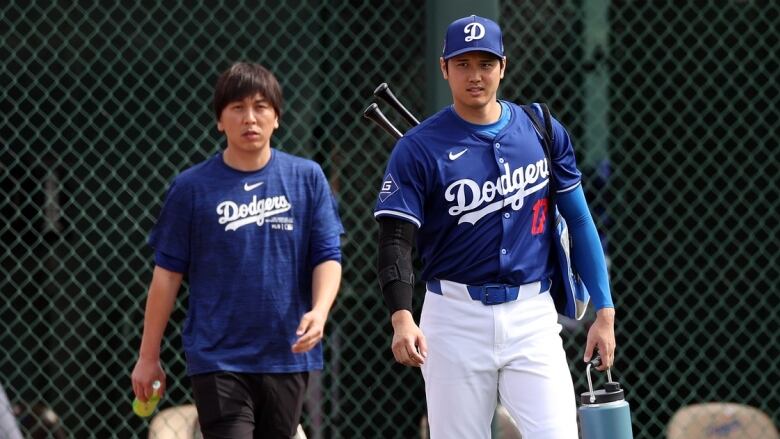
[374,101,581,286]
[149,150,344,376]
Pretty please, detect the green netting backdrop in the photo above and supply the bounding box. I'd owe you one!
[1,1,778,438]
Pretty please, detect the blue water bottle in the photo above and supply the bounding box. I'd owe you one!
[578,356,634,439]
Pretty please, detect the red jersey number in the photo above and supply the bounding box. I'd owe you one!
[531,198,548,235]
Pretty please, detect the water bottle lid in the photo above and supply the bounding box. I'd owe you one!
[581,381,625,404]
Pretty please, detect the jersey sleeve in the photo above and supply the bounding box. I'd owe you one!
[373,138,427,227]
[531,103,582,193]
[549,115,582,193]
[147,178,192,265]
[308,164,344,266]
[154,250,188,273]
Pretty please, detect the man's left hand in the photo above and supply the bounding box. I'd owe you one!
[584,307,616,370]
[291,310,327,353]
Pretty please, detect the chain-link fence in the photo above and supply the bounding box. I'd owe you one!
[2,1,777,438]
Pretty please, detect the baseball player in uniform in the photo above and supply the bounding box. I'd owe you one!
[131,62,344,438]
[374,16,616,439]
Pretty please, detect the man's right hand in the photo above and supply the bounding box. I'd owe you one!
[131,357,166,402]
[390,310,428,367]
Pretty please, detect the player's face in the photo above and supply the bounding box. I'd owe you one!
[441,52,506,113]
[217,92,279,155]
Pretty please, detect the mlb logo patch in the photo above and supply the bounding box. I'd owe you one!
[379,174,399,202]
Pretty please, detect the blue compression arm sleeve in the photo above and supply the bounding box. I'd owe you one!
[557,185,614,310]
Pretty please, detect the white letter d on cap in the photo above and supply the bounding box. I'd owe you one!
[464,23,485,42]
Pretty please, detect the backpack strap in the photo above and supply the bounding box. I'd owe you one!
[521,102,556,196]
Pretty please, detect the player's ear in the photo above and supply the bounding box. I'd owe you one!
[217,120,224,132]
[273,115,279,129]
[499,57,507,79]
[440,57,448,80]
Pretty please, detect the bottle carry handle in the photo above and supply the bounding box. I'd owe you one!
[586,355,613,403]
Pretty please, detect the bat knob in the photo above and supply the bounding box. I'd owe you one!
[363,102,379,118]
[374,82,388,95]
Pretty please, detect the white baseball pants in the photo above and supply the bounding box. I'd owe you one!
[420,280,578,439]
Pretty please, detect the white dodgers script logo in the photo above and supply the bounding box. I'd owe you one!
[446,160,549,225]
[464,23,485,42]
[217,195,292,231]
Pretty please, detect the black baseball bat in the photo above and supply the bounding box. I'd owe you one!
[363,103,402,140]
[373,83,420,127]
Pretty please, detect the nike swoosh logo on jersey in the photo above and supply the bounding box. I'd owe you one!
[448,148,468,160]
[243,181,264,191]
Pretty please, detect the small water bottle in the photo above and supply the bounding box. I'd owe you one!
[132,380,161,418]
[578,357,634,439]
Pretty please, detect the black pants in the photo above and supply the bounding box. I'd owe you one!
[190,371,309,439]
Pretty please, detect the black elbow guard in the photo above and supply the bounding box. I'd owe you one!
[378,262,415,314]
[376,218,417,313]
[377,260,414,290]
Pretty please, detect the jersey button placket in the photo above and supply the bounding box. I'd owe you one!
[495,137,510,272]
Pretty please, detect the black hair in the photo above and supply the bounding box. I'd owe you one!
[213,62,283,121]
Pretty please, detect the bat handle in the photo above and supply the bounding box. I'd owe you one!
[363,103,402,140]
[374,83,420,127]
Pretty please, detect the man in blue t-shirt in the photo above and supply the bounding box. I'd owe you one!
[131,62,344,438]
[374,16,616,438]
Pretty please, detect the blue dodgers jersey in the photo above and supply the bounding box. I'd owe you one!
[374,101,581,285]
[149,150,344,376]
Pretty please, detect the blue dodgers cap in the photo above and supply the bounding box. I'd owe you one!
[442,15,504,60]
